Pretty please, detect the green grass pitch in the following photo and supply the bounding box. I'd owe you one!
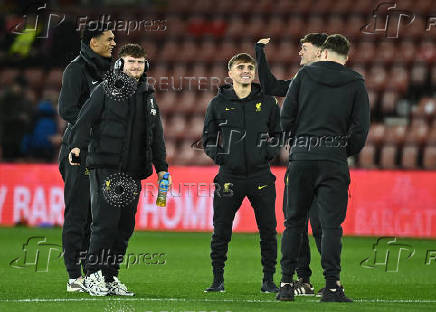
[0,227,435,312]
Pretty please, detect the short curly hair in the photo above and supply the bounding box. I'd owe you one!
[118,43,147,58]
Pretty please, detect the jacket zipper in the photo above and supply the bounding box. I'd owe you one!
[241,101,248,176]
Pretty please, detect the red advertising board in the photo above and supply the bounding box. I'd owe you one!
[0,164,436,238]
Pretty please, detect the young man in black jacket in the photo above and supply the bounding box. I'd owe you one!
[58,22,115,292]
[277,34,370,302]
[69,43,169,296]
[255,33,328,296]
[203,53,281,293]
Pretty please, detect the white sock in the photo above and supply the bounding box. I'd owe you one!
[280,282,291,287]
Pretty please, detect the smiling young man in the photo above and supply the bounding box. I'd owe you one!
[203,53,281,293]
[254,33,328,296]
[58,22,115,293]
[68,43,168,296]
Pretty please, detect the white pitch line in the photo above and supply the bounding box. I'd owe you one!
[1,298,436,304]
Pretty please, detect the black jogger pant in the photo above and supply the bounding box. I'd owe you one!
[280,160,350,287]
[210,171,277,281]
[283,169,322,282]
[85,168,141,280]
[59,145,91,279]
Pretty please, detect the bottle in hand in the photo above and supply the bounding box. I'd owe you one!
[156,172,170,207]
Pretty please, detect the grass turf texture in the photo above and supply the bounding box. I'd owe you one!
[0,227,435,312]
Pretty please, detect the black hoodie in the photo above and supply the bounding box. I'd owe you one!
[281,61,370,163]
[203,83,281,176]
[58,42,111,153]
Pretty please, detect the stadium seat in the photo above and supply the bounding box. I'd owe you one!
[45,69,63,88]
[165,115,187,139]
[354,41,375,64]
[160,41,179,62]
[366,65,387,91]
[185,115,204,139]
[23,68,44,89]
[325,15,345,34]
[401,145,419,169]
[423,146,436,169]
[283,15,306,37]
[383,125,406,146]
[366,124,385,147]
[397,40,416,64]
[388,65,409,92]
[0,68,20,85]
[380,145,397,169]
[406,119,429,146]
[381,91,399,115]
[359,144,377,169]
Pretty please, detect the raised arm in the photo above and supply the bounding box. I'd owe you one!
[255,38,292,97]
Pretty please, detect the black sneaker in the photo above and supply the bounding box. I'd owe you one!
[294,278,315,296]
[261,280,279,293]
[316,287,325,297]
[204,280,225,293]
[276,283,295,301]
[320,286,353,302]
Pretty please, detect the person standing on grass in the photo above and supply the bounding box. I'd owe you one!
[58,22,115,293]
[202,53,281,293]
[69,43,169,296]
[277,34,370,302]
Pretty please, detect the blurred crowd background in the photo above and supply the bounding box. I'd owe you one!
[1,0,436,168]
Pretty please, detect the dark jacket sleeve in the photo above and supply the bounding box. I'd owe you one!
[70,85,104,149]
[266,97,282,160]
[347,81,370,156]
[58,63,84,124]
[150,95,169,173]
[255,43,292,97]
[280,70,302,136]
[202,99,224,164]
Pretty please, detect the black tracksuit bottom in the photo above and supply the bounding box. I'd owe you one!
[85,168,141,280]
[283,168,322,282]
[280,160,350,288]
[210,169,277,282]
[59,144,91,279]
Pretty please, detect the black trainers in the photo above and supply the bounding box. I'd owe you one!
[320,286,353,302]
[316,287,325,297]
[294,278,315,296]
[204,280,225,293]
[276,283,295,301]
[261,280,279,293]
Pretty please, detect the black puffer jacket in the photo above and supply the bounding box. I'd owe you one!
[70,74,168,179]
[58,42,111,159]
[203,83,281,176]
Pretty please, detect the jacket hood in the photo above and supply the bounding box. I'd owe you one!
[217,82,263,101]
[80,41,111,77]
[303,61,364,87]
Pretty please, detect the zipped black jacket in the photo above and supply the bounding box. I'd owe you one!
[203,83,281,176]
[70,75,168,180]
[281,61,370,163]
[255,42,292,97]
[58,42,111,152]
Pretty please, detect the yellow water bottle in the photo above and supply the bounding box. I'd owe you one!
[156,173,169,207]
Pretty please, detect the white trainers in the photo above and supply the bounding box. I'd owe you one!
[66,277,86,292]
[84,270,109,296]
[106,277,135,296]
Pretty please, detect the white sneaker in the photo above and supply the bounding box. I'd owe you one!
[66,277,86,292]
[106,277,135,296]
[84,271,109,296]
